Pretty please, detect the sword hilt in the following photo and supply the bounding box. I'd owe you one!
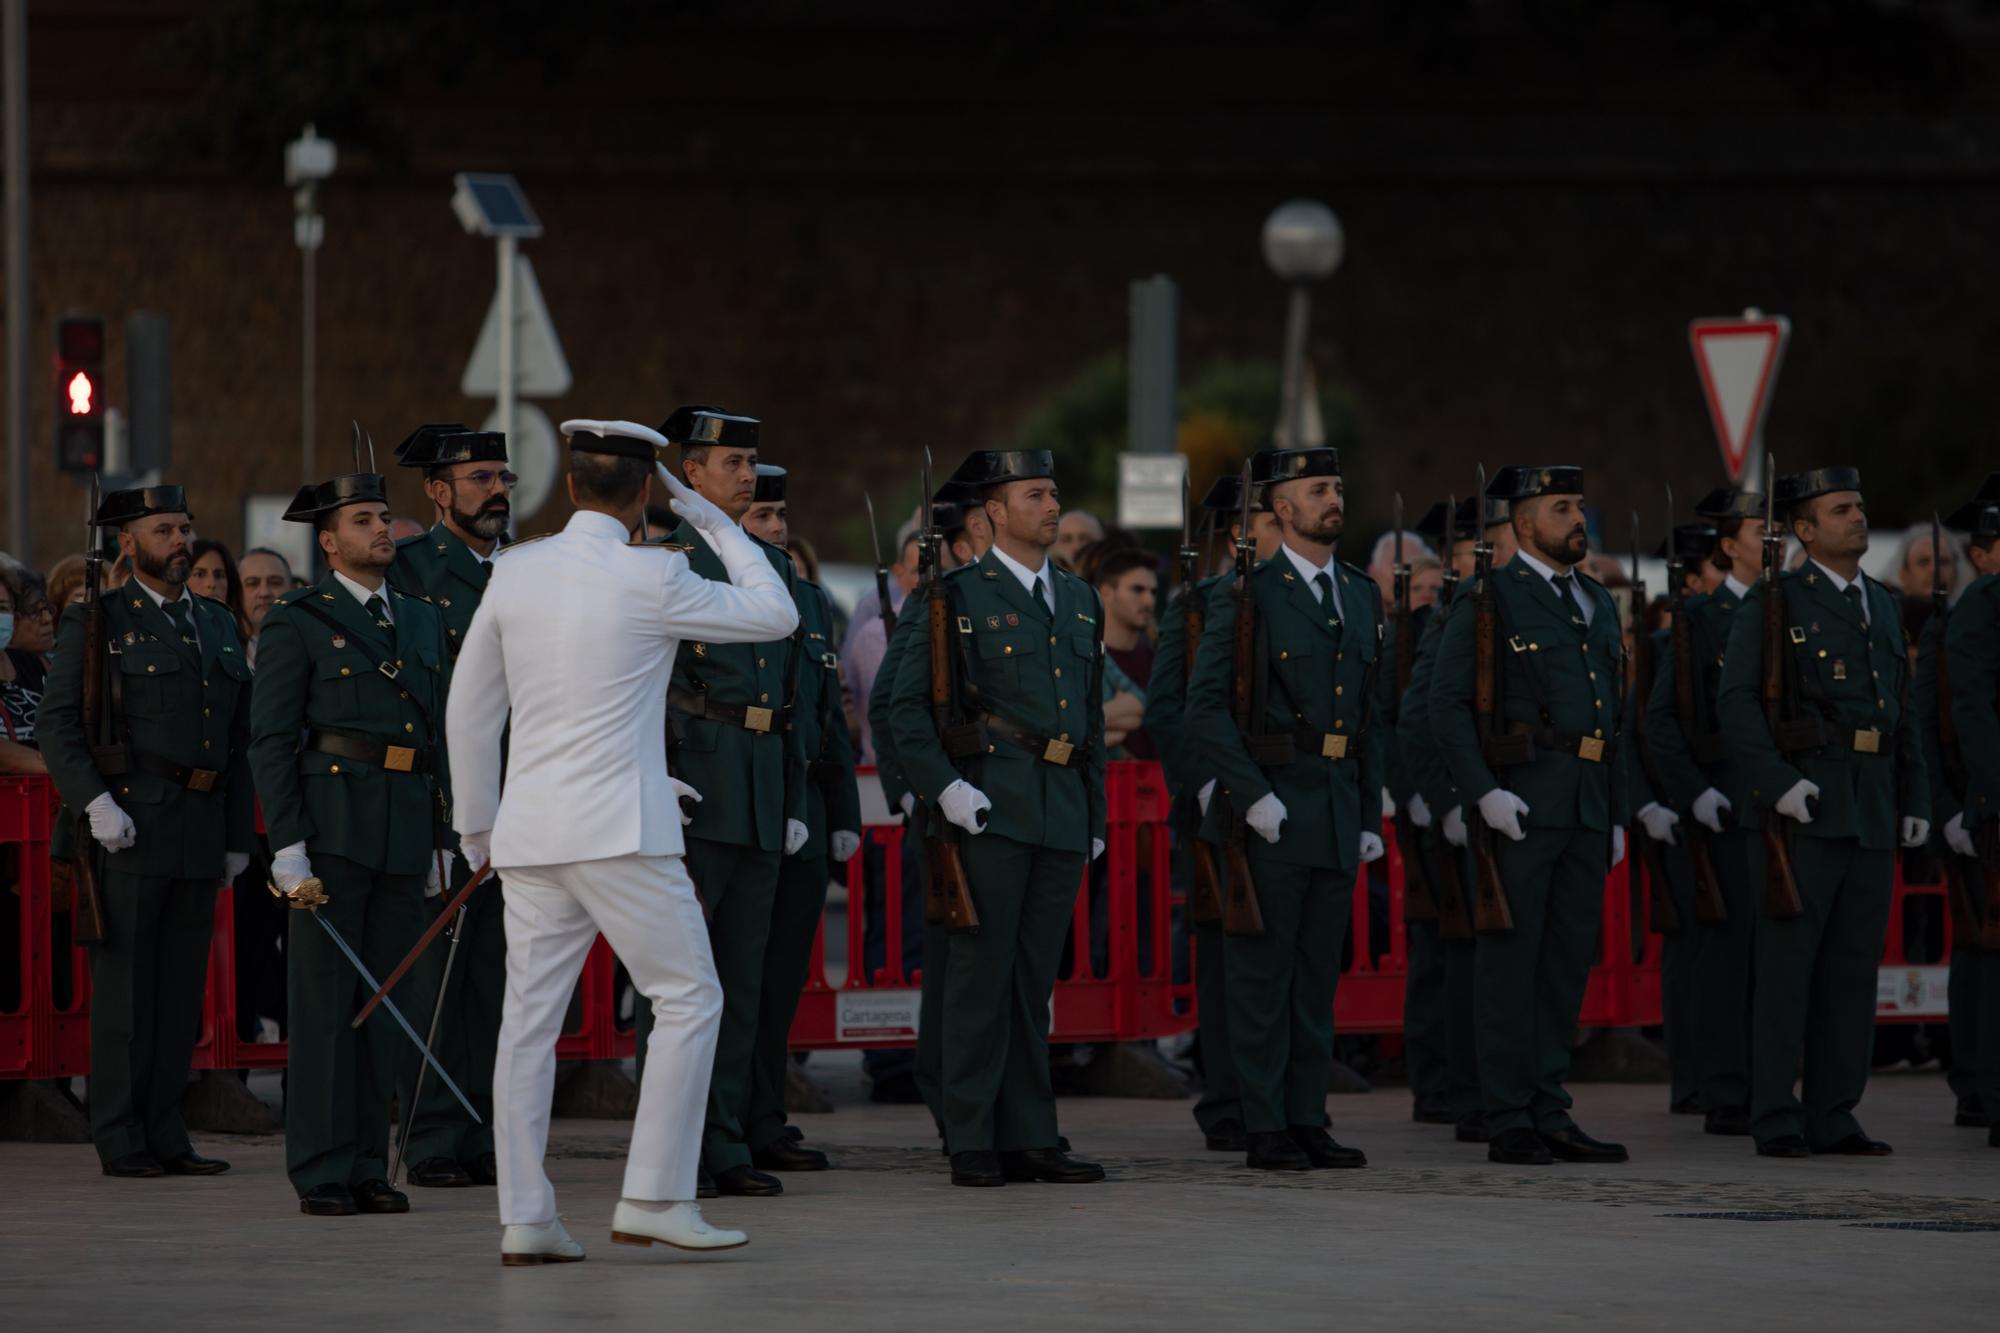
[268,876,329,910]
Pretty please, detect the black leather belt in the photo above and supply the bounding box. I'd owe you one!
[1483,723,1612,766]
[1246,728,1355,767]
[1775,717,1887,755]
[96,746,223,792]
[307,728,431,774]
[990,721,1091,770]
[668,689,789,735]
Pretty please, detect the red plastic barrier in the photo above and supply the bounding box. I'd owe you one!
[0,776,86,1078]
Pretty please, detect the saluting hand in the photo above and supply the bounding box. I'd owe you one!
[654,462,732,534]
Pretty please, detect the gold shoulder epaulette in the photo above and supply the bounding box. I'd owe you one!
[495,533,553,555]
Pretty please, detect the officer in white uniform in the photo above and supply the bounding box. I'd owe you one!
[446,419,800,1264]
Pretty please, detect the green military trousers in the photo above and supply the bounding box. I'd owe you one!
[942,832,1084,1155]
[1750,836,1894,1148]
[1691,829,1758,1117]
[1946,855,2000,1123]
[1649,841,1700,1110]
[672,836,780,1173]
[1476,827,1607,1136]
[916,914,948,1135]
[1402,916,1450,1111]
[87,872,217,1166]
[1224,851,1357,1135]
[1190,916,1242,1135]
[747,852,830,1153]
[1420,837,1482,1130]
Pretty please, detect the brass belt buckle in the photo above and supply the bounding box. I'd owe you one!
[1577,736,1606,762]
[1853,729,1881,754]
[743,706,774,733]
[383,745,417,773]
[1042,738,1075,766]
[1321,734,1349,760]
[187,767,219,792]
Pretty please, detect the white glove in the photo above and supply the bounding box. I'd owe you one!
[223,851,251,884]
[1611,826,1627,868]
[1901,817,1931,849]
[1775,778,1820,824]
[271,841,314,893]
[1092,838,1105,861]
[1407,792,1432,828]
[1476,788,1530,842]
[1443,805,1467,848]
[1381,787,1395,819]
[425,851,456,898]
[784,818,810,857]
[1692,787,1732,835]
[653,460,733,534]
[1245,792,1287,845]
[830,830,861,863]
[939,779,992,835]
[1197,779,1215,816]
[1636,802,1680,847]
[461,829,492,875]
[84,792,136,852]
[1358,831,1385,864]
[898,791,916,820]
[1945,813,1977,859]
[671,776,702,826]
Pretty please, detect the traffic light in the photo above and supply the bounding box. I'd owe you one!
[56,313,106,472]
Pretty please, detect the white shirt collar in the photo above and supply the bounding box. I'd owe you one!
[989,543,1052,604]
[132,576,190,614]
[332,569,391,621]
[1724,573,1752,600]
[567,509,633,543]
[1278,540,1344,617]
[1808,558,1869,624]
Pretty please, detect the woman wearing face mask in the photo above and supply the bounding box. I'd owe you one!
[0,572,48,774]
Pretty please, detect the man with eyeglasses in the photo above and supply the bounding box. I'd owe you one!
[385,423,514,1190]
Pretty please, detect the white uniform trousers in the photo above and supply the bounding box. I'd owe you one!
[494,853,722,1225]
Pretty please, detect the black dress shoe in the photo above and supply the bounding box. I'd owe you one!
[712,1164,784,1196]
[1703,1106,1751,1137]
[1540,1126,1629,1163]
[1411,1098,1457,1125]
[162,1151,230,1176]
[1289,1125,1366,1169]
[1203,1119,1249,1153]
[299,1183,358,1216]
[1455,1121,1490,1144]
[1245,1131,1312,1171]
[697,1163,718,1199]
[465,1152,499,1186]
[752,1139,830,1172]
[1000,1148,1105,1183]
[352,1178,410,1214]
[1668,1095,1702,1116]
[101,1152,165,1179]
[1953,1096,1990,1128]
[406,1156,471,1188]
[1814,1133,1892,1157]
[950,1150,1006,1187]
[1755,1134,1811,1158]
[1487,1128,1554,1165]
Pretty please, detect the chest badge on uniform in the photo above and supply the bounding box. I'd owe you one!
[1832,659,1847,681]
[120,630,137,646]
[987,616,1000,629]
[693,642,706,657]
[1810,622,1821,634]
[1005,613,1019,627]
[439,597,451,609]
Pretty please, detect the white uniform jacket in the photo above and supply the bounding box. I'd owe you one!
[447,507,799,869]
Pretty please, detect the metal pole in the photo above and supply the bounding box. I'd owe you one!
[497,235,516,462]
[5,0,30,559]
[1277,285,1311,449]
[301,235,315,483]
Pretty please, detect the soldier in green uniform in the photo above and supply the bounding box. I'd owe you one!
[887,448,1108,1188]
[40,485,251,1178]
[1144,472,1277,1152]
[1717,466,1929,1157]
[738,464,863,1171]
[640,405,807,1198]
[1920,473,2000,1147]
[1185,447,1387,1172]
[248,470,458,1215]
[386,421,513,1189]
[1412,494,1518,1145]
[1431,465,1631,1165]
[1645,490,1766,1137]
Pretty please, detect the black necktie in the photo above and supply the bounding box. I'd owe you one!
[1843,582,1866,627]
[164,598,195,650]
[1033,577,1051,620]
[478,560,493,589]
[365,594,393,634]
[1314,571,1342,630]
[1554,574,1587,624]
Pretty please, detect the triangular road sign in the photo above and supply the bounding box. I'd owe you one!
[462,253,572,398]
[1688,314,1789,484]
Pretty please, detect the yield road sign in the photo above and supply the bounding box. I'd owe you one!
[462,252,571,398]
[1689,313,1789,485]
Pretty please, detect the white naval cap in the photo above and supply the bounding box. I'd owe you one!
[561,419,668,461]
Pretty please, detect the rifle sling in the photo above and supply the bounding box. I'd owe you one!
[288,602,439,747]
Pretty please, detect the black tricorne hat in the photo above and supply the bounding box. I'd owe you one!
[1943,499,2000,539]
[281,474,388,524]
[1251,448,1339,487]
[395,422,507,469]
[951,449,1055,488]
[1486,465,1584,501]
[1655,523,1719,562]
[1200,472,1272,516]
[1452,494,1510,536]
[1773,466,1862,513]
[753,464,787,504]
[1692,488,1763,522]
[93,485,192,528]
[661,405,760,450]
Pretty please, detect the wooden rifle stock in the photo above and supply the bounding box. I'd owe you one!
[1432,831,1473,940]
[1220,820,1264,937]
[1471,560,1514,935]
[1178,574,1224,924]
[1222,534,1265,937]
[922,539,980,934]
[69,557,109,944]
[1397,818,1438,923]
[1759,571,1805,921]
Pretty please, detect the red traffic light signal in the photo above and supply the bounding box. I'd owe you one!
[56,313,106,473]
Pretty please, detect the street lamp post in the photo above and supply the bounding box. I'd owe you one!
[1261,200,1344,449]
[287,125,336,485]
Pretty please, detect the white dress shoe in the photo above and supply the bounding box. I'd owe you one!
[500,1217,586,1267]
[610,1200,749,1252]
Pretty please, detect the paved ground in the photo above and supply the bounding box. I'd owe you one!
[2,1058,1995,1331]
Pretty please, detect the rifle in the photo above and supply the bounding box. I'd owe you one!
[1176,467,1224,924]
[69,476,109,944]
[1470,466,1515,935]
[1627,511,1682,935]
[864,490,897,648]
[1391,494,1438,923]
[1219,460,1266,937]
[918,448,979,933]
[1430,494,1475,942]
[1760,452,1806,920]
[1932,513,2000,951]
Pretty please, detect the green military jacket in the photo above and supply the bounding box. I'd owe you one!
[886,551,1107,855]
[661,521,806,853]
[389,521,493,658]
[868,597,918,814]
[1646,582,1759,826]
[794,578,862,856]
[247,572,455,876]
[40,589,255,879]
[1431,553,1630,833]
[1186,550,1387,869]
[1715,563,1927,851]
[1142,575,1226,796]
[1404,598,1459,817]
[1943,571,2000,832]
